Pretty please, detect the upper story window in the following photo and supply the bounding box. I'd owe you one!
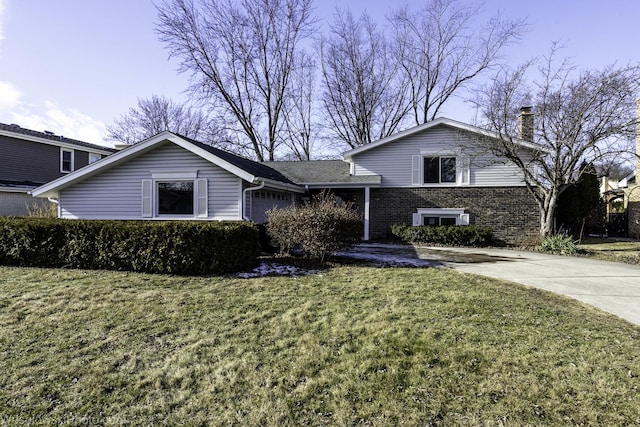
[88,153,102,164]
[60,148,74,173]
[412,154,468,186]
[424,156,456,184]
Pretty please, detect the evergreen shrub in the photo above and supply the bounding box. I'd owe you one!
[0,218,259,275]
[390,224,494,247]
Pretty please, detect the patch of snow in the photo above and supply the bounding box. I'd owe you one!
[334,244,441,268]
[235,262,326,278]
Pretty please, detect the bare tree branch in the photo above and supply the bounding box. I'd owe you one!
[472,46,640,237]
[389,0,527,124]
[319,9,410,148]
[106,94,221,144]
[156,0,316,160]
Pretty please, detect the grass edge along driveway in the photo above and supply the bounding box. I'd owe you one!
[1,266,639,426]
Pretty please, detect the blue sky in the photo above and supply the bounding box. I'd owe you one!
[0,0,638,147]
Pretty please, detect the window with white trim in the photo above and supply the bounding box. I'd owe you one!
[60,148,74,173]
[424,157,456,183]
[413,208,469,227]
[412,154,469,186]
[141,175,208,218]
[158,181,194,215]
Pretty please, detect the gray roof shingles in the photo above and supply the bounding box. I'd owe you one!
[263,160,381,186]
[177,135,298,185]
[0,122,116,153]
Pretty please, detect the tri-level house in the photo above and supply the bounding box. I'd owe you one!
[33,116,543,244]
[0,123,116,215]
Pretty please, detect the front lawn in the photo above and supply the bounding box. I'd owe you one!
[579,237,640,264]
[1,266,639,425]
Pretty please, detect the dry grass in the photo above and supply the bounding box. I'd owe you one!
[578,237,640,264]
[1,266,639,426]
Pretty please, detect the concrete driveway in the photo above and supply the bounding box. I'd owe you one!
[338,244,640,326]
[420,246,640,326]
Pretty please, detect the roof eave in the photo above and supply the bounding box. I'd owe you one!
[257,177,306,193]
[0,128,115,154]
[301,179,382,188]
[342,117,551,159]
[32,132,175,198]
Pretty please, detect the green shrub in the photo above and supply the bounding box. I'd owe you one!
[0,217,67,267]
[538,233,578,255]
[0,218,259,275]
[266,191,362,262]
[390,223,494,247]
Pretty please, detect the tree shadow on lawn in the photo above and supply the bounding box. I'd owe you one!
[236,243,517,278]
[334,243,517,266]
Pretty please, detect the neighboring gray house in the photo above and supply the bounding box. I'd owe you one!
[33,118,542,243]
[0,123,115,215]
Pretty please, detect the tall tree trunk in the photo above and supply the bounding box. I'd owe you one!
[539,192,558,238]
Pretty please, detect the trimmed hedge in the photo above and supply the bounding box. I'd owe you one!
[0,218,259,275]
[390,224,494,247]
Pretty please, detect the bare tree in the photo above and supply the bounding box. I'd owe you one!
[319,10,410,148]
[156,0,316,161]
[281,52,316,160]
[389,0,526,125]
[595,159,634,181]
[471,46,640,237]
[106,95,217,144]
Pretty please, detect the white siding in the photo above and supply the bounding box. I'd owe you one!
[59,142,242,220]
[352,126,528,187]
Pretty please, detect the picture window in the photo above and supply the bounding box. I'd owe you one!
[157,181,194,215]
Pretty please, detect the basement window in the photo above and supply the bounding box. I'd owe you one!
[413,208,469,227]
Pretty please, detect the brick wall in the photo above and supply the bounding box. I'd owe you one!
[368,187,539,244]
[628,189,640,239]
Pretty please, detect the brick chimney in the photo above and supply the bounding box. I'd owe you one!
[636,99,640,183]
[518,106,534,142]
[628,100,640,238]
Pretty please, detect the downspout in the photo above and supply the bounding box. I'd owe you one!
[47,197,60,218]
[242,182,265,221]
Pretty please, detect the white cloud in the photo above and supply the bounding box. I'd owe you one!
[0,0,5,57]
[0,79,111,147]
[0,80,21,111]
[8,100,111,147]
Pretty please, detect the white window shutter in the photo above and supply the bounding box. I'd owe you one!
[412,155,421,185]
[459,214,470,225]
[142,179,152,218]
[196,178,208,217]
[460,156,470,185]
[412,213,421,226]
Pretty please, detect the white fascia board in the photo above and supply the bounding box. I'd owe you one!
[32,132,177,198]
[302,182,381,189]
[1,186,33,193]
[0,129,114,155]
[258,178,306,193]
[342,117,550,160]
